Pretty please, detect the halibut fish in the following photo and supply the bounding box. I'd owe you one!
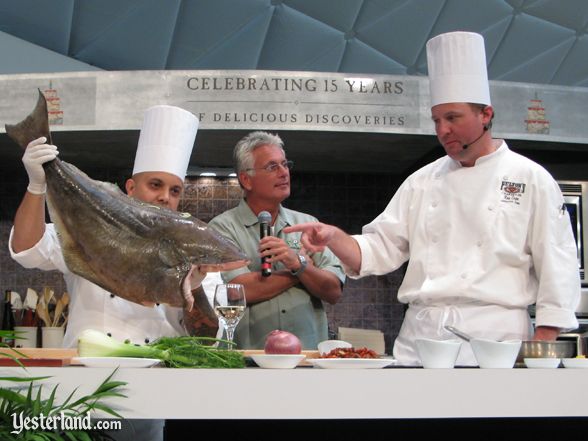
[6,91,247,319]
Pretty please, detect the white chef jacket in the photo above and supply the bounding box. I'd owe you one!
[351,142,580,365]
[9,224,223,348]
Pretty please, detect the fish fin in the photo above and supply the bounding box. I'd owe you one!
[5,89,52,149]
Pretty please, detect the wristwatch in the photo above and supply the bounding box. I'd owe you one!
[290,253,307,276]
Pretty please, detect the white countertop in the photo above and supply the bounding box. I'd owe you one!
[1,366,587,420]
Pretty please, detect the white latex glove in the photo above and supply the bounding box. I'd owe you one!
[189,265,207,290]
[23,137,58,195]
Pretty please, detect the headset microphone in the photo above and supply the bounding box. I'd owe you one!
[462,124,489,150]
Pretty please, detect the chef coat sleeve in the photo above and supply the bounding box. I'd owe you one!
[530,177,580,330]
[8,224,69,273]
[350,179,412,278]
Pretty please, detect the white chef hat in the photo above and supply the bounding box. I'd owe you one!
[426,31,491,107]
[132,105,199,180]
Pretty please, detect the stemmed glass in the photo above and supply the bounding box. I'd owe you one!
[213,284,246,350]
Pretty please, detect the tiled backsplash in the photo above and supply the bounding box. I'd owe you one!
[0,169,407,353]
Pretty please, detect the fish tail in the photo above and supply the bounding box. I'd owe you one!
[5,89,52,149]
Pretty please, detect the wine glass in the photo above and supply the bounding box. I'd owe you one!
[213,284,246,350]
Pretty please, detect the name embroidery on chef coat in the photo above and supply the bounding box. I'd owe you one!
[500,181,526,205]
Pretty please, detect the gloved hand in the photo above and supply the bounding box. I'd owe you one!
[23,137,58,195]
[189,265,207,291]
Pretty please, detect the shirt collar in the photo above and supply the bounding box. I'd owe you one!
[450,140,509,168]
[237,199,295,233]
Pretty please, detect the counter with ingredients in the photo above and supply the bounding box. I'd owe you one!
[1,357,587,420]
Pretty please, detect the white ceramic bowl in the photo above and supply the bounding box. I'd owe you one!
[250,354,305,369]
[562,357,588,368]
[317,339,352,356]
[524,357,561,369]
[470,338,522,369]
[415,338,462,369]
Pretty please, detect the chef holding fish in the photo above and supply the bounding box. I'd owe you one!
[285,31,580,366]
[9,104,224,349]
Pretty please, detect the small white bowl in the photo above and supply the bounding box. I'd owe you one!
[317,339,352,356]
[250,354,305,369]
[471,338,522,369]
[562,358,588,369]
[524,357,561,369]
[415,338,462,369]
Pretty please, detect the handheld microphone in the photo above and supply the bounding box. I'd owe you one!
[462,125,489,150]
[258,211,272,277]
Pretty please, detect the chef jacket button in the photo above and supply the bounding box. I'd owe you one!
[488,205,494,211]
[431,201,438,208]
[461,273,467,279]
[107,332,112,337]
[281,309,286,313]
[432,236,438,243]
[110,294,115,298]
[434,173,441,179]
[477,241,483,247]
[144,338,150,344]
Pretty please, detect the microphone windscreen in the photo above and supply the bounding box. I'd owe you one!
[258,211,271,223]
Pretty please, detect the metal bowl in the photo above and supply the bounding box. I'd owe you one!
[516,340,575,362]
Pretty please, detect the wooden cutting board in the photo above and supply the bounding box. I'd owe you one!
[0,348,78,366]
[241,349,320,366]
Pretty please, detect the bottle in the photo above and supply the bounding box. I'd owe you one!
[1,290,15,347]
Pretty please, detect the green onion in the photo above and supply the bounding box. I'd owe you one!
[78,329,245,368]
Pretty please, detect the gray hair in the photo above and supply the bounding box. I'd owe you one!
[234,131,285,175]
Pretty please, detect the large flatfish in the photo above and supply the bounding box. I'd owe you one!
[5,90,248,320]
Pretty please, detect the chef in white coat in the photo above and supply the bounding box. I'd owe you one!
[9,104,222,348]
[285,31,580,366]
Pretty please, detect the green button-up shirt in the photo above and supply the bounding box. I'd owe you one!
[209,199,345,349]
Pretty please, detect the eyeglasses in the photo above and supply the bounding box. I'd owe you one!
[246,160,294,173]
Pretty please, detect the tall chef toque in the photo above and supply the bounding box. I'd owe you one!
[426,31,491,107]
[132,105,199,180]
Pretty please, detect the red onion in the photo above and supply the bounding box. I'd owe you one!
[264,330,302,354]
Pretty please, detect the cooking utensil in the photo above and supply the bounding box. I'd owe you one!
[444,325,473,342]
[516,340,575,362]
[23,288,38,310]
[10,291,23,310]
[35,302,51,327]
[445,325,576,363]
[57,292,69,328]
[52,297,64,327]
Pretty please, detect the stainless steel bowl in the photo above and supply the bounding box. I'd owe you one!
[516,340,575,362]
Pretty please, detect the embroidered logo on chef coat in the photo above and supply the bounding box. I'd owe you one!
[500,181,526,205]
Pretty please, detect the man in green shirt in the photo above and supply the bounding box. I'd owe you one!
[209,131,345,349]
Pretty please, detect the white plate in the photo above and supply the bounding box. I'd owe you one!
[250,354,305,369]
[72,357,161,368]
[524,358,561,369]
[562,358,588,369]
[307,358,396,369]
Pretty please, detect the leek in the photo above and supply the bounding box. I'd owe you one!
[78,329,245,368]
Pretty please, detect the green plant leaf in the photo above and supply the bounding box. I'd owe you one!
[0,369,127,440]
